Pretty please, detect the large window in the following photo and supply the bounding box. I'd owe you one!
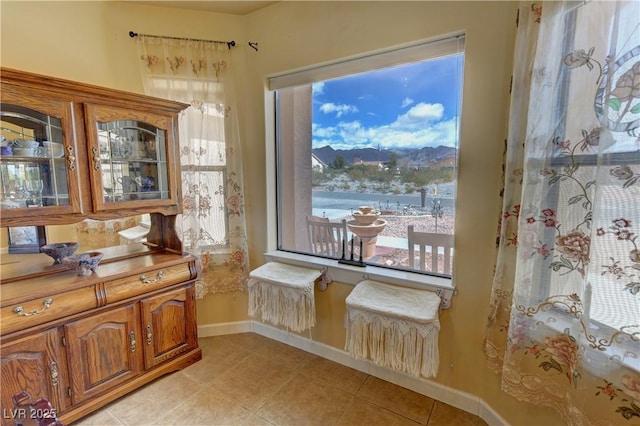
[272,35,464,277]
[536,2,640,337]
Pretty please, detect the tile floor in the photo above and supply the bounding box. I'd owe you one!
[73,333,487,426]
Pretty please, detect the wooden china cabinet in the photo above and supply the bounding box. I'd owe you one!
[0,68,202,425]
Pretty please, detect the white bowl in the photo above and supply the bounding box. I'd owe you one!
[13,148,35,156]
[62,251,104,276]
[13,139,40,149]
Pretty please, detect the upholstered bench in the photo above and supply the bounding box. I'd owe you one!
[345,280,441,378]
[248,262,324,332]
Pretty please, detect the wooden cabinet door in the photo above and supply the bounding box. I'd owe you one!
[83,103,180,213]
[0,83,85,225]
[64,304,142,404]
[140,285,197,369]
[0,328,68,426]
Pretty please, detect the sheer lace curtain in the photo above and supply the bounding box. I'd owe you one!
[485,1,640,424]
[136,36,249,297]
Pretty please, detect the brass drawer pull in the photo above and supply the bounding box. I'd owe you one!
[140,270,164,284]
[50,361,59,386]
[129,331,137,353]
[12,298,54,316]
[146,324,152,345]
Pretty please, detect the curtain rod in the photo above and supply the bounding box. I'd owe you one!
[129,31,236,50]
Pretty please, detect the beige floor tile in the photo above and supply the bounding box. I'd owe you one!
[357,376,434,424]
[253,338,318,370]
[198,335,248,359]
[180,355,230,385]
[426,401,488,426]
[70,408,124,425]
[220,332,275,352]
[211,353,298,410]
[299,356,368,394]
[242,414,278,426]
[257,373,354,426]
[218,352,297,385]
[183,338,251,384]
[337,397,423,426]
[153,387,252,426]
[106,372,202,425]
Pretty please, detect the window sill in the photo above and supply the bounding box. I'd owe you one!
[264,250,456,308]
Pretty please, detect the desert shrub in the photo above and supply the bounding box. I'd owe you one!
[400,167,455,187]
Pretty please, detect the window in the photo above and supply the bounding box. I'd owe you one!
[271,35,464,277]
[178,101,229,250]
[532,2,640,339]
[147,77,230,251]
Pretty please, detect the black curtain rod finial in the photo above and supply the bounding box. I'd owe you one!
[129,30,138,38]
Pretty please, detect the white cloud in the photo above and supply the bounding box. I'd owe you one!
[375,116,459,149]
[312,82,325,95]
[319,102,359,118]
[312,103,458,150]
[392,102,444,131]
[401,97,414,108]
[312,122,337,138]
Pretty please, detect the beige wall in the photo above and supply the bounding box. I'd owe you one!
[1,1,560,424]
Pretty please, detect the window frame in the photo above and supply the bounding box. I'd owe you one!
[265,35,465,303]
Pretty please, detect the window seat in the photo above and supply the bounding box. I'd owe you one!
[247,261,325,333]
[345,280,441,378]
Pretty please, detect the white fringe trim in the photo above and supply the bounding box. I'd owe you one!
[247,278,316,332]
[247,262,323,333]
[345,308,440,378]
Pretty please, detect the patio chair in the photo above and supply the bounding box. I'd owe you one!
[306,216,349,258]
[407,225,454,275]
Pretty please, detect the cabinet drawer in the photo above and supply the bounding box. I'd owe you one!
[1,286,97,335]
[105,263,192,303]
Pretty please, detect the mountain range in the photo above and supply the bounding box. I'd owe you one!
[312,145,457,168]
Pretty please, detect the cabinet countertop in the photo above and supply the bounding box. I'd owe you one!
[0,244,196,305]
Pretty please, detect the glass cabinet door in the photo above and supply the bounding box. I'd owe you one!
[85,104,178,211]
[0,90,81,220]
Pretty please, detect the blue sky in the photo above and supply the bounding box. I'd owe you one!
[312,54,463,151]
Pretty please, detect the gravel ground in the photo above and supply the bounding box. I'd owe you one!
[378,214,454,237]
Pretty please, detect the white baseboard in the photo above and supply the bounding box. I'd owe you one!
[197,321,253,336]
[198,321,508,426]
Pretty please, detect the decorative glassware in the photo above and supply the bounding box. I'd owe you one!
[25,179,43,206]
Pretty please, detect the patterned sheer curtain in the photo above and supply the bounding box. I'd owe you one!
[484,1,640,424]
[136,36,249,297]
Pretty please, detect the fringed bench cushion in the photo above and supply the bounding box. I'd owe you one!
[345,280,441,378]
[248,262,322,332]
